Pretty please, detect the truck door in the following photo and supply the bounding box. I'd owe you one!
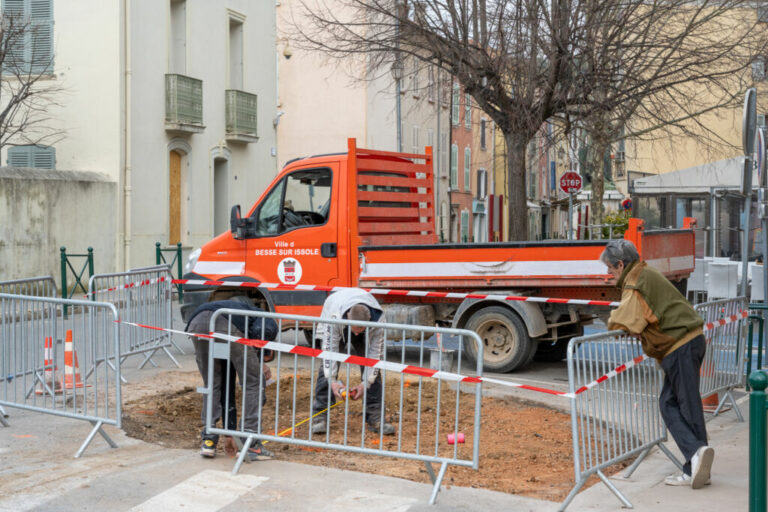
[245,165,338,314]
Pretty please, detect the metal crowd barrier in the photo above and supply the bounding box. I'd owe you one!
[88,265,179,377]
[694,296,748,421]
[0,293,121,457]
[560,331,681,511]
[0,276,58,297]
[199,309,483,505]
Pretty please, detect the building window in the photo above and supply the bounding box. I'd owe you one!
[410,58,419,97]
[464,147,471,190]
[440,72,450,108]
[461,210,469,242]
[451,83,460,125]
[1,0,54,76]
[427,66,435,102]
[412,125,420,154]
[228,14,244,90]
[8,144,55,169]
[464,93,471,128]
[480,119,487,150]
[754,57,767,82]
[170,0,186,74]
[476,169,487,199]
[440,133,448,176]
[427,128,434,153]
[450,144,458,189]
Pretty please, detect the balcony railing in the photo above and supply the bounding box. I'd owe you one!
[225,90,258,143]
[165,74,204,132]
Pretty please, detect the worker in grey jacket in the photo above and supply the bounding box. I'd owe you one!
[311,288,395,435]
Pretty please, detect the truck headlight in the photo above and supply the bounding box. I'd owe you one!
[184,248,201,275]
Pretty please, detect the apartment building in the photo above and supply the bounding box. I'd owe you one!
[0,0,278,278]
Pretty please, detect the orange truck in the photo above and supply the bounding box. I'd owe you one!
[181,139,695,371]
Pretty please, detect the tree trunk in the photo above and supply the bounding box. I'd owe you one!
[588,138,608,234]
[505,132,528,241]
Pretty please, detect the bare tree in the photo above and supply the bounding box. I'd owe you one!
[0,11,63,156]
[564,1,767,226]
[293,0,767,240]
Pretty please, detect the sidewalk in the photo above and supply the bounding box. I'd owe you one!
[0,333,751,511]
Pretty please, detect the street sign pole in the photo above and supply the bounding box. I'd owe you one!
[743,88,757,297]
[568,191,574,240]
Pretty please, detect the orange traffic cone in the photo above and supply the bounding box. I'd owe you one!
[35,336,62,395]
[60,330,90,390]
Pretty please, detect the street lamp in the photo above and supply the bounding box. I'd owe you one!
[391,57,404,153]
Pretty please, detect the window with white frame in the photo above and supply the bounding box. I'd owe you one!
[410,58,419,97]
[427,66,435,102]
[451,83,460,125]
[170,0,187,74]
[480,119,487,150]
[464,147,471,190]
[464,93,471,128]
[2,0,54,76]
[450,144,458,188]
[460,210,469,242]
[476,169,487,199]
[412,125,420,154]
[440,133,448,176]
[228,14,244,89]
[427,128,434,152]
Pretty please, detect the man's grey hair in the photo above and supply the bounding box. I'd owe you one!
[600,239,640,268]
[347,304,371,322]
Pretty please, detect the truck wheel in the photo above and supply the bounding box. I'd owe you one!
[463,306,533,372]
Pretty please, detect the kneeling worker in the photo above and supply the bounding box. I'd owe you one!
[311,288,395,435]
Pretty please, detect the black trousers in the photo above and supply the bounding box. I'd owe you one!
[312,331,383,421]
[659,334,708,475]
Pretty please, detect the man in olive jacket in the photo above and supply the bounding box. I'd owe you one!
[601,239,714,489]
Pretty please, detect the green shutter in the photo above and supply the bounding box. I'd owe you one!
[450,144,458,189]
[464,148,471,190]
[7,144,54,168]
[7,145,31,166]
[32,144,54,168]
[30,0,52,74]
[1,0,53,76]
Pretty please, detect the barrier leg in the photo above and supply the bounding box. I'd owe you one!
[161,346,182,368]
[427,461,448,505]
[424,461,436,482]
[658,442,684,471]
[169,337,186,355]
[721,390,744,422]
[233,436,254,475]
[75,420,117,458]
[138,350,160,369]
[0,406,8,427]
[597,470,633,508]
[559,477,588,511]
[623,446,651,478]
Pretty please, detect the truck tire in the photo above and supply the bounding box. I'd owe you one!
[463,306,533,372]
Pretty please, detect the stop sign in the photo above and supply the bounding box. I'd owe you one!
[560,171,582,194]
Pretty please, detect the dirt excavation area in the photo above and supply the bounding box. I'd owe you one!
[121,369,630,502]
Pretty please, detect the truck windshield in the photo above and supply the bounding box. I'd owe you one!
[252,168,331,236]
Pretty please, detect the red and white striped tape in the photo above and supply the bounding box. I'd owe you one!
[118,309,747,400]
[86,276,169,296]
[171,279,620,308]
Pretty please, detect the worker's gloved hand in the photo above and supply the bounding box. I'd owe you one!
[348,383,365,401]
[331,380,346,400]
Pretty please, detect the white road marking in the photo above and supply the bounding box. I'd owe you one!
[129,470,267,512]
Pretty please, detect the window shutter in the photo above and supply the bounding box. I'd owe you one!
[451,83,459,125]
[30,0,53,74]
[3,0,28,75]
[32,144,54,168]
[464,148,471,189]
[450,144,458,188]
[464,94,471,128]
[7,145,31,166]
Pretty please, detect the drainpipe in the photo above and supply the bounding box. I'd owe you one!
[121,0,132,270]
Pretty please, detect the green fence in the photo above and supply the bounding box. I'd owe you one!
[749,371,768,512]
[156,242,183,300]
[60,246,94,317]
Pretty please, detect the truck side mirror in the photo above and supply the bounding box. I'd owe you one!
[230,205,247,239]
